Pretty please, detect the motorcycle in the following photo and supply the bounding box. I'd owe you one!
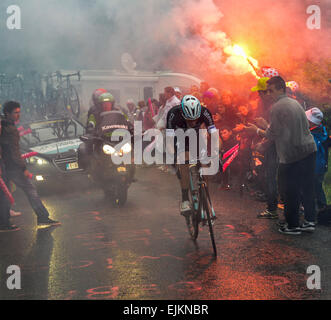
[79,113,135,206]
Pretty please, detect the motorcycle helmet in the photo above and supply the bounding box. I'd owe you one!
[92,88,108,106]
[98,92,115,112]
[181,95,201,120]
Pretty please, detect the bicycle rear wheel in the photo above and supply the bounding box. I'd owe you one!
[201,185,217,257]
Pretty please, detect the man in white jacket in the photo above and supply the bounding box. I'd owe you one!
[155,87,180,130]
[151,87,180,170]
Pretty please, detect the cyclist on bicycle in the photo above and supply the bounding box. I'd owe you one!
[166,95,219,215]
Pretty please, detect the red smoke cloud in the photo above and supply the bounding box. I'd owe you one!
[217,0,331,70]
[164,0,331,99]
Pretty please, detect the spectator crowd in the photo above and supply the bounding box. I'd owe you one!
[1,72,331,235]
[119,74,331,235]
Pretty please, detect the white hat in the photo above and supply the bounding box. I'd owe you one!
[174,87,181,93]
[305,107,323,125]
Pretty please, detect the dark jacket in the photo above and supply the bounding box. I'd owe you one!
[310,124,330,174]
[221,135,237,154]
[97,110,133,137]
[87,105,130,134]
[0,118,26,172]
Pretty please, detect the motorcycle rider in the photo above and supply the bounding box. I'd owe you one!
[86,88,112,133]
[79,90,135,181]
[94,92,134,135]
[78,89,109,169]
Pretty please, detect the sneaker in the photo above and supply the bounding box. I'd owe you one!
[180,201,191,217]
[299,221,315,232]
[10,210,22,217]
[37,217,61,226]
[278,226,302,235]
[0,224,20,232]
[257,209,278,219]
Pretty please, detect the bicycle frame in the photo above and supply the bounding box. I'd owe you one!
[56,71,80,90]
[189,163,216,219]
[43,71,81,118]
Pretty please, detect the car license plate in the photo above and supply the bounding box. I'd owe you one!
[117,166,126,172]
[66,162,79,170]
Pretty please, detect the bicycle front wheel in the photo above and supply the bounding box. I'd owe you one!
[186,189,199,240]
[186,166,200,240]
[201,185,217,257]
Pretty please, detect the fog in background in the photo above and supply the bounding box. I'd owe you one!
[0,0,330,92]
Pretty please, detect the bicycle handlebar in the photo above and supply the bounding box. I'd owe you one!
[43,71,81,82]
[55,71,81,81]
[43,72,58,81]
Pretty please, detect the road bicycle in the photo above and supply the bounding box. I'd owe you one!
[185,160,217,257]
[21,72,46,122]
[44,71,81,119]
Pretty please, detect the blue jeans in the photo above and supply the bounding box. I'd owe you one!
[7,169,49,219]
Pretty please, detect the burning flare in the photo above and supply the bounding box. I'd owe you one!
[232,45,248,59]
[224,44,260,78]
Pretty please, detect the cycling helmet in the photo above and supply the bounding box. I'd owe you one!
[181,95,201,120]
[92,88,108,106]
[98,92,115,112]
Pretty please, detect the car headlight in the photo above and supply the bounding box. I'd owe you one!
[121,143,132,154]
[29,156,48,165]
[103,144,115,155]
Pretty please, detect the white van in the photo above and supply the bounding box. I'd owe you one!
[64,69,202,115]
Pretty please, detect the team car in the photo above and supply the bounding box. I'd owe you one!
[20,117,86,187]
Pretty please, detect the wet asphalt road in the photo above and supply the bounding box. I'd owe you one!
[0,166,330,300]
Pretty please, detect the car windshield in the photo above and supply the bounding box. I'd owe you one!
[20,119,85,148]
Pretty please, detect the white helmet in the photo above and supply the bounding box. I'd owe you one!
[181,95,201,120]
